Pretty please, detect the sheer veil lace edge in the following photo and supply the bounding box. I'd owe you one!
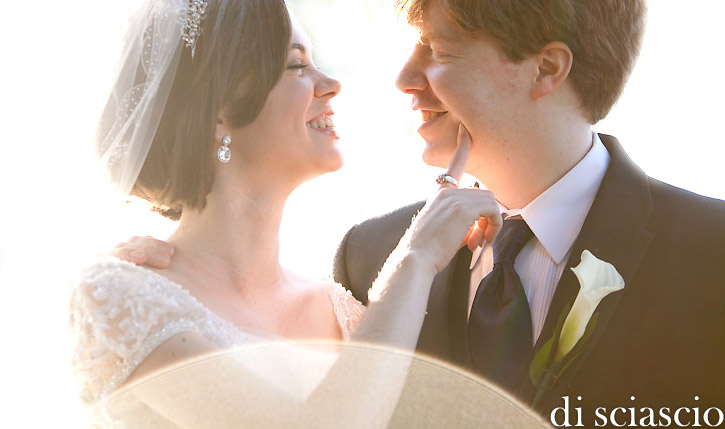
[96,0,188,196]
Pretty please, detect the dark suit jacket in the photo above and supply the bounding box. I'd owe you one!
[333,135,725,424]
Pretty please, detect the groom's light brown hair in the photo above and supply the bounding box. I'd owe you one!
[397,0,647,124]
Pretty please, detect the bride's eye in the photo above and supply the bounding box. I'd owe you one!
[287,60,310,76]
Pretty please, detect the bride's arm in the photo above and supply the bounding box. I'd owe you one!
[352,123,500,348]
[107,125,502,426]
[301,126,501,425]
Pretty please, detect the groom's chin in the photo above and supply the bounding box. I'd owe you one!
[421,140,456,169]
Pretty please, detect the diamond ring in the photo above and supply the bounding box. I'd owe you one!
[436,174,459,187]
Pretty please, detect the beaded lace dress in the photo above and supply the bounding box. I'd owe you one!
[70,257,366,406]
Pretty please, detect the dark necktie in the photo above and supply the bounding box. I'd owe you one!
[467,217,534,392]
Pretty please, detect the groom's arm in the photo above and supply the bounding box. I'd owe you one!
[332,201,427,306]
[333,226,360,301]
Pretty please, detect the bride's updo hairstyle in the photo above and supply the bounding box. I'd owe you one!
[132,0,291,220]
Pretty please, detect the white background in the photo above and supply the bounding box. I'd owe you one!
[1,0,724,425]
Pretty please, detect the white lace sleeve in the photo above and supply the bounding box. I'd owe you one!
[70,258,209,404]
[329,284,367,340]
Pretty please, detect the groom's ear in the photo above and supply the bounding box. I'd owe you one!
[531,41,573,100]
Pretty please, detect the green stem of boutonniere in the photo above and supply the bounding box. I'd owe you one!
[529,312,599,409]
[529,250,623,408]
[532,366,559,408]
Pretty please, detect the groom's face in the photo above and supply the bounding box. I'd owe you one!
[395,0,537,172]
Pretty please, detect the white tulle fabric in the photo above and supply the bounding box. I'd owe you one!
[96,0,186,195]
[69,258,365,405]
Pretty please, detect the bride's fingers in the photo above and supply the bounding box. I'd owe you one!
[439,123,472,190]
[461,224,475,248]
[448,124,471,181]
[410,187,501,270]
[450,190,502,249]
[462,195,502,248]
[467,218,487,251]
[483,212,503,244]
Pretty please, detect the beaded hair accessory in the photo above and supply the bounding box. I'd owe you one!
[181,0,209,58]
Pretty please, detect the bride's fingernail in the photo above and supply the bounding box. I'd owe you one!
[129,250,145,260]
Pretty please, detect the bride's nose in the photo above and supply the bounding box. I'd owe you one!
[315,71,341,99]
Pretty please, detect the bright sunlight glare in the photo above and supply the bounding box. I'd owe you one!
[1,0,724,425]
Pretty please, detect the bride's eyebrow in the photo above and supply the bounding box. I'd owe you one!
[290,42,312,54]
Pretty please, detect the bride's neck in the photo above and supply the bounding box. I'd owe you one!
[167,180,290,296]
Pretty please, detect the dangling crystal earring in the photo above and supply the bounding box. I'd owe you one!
[217,135,232,163]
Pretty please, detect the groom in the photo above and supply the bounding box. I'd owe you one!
[332,0,725,423]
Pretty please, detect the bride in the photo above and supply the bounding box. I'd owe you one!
[69,0,530,426]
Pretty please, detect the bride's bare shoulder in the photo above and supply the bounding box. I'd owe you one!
[283,270,366,338]
[284,271,360,305]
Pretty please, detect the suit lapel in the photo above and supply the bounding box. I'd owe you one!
[448,247,474,368]
[528,135,655,407]
[417,247,472,365]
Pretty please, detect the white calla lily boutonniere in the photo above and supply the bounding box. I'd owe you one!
[530,250,625,406]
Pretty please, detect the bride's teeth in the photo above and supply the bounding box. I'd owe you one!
[306,115,334,130]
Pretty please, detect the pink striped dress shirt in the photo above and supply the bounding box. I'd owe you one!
[468,133,611,344]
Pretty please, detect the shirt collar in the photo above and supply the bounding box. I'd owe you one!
[470,133,610,267]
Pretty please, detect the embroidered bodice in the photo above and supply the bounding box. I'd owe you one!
[70,258,366,404]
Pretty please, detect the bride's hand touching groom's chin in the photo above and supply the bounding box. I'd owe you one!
[109,123,502,275]
[400,123,502,273]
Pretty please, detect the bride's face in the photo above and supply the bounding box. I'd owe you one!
[230,16,343,184]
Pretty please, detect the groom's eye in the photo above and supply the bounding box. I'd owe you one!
[432,50,453,60]
[430,44,456,61]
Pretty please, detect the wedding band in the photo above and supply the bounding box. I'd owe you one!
[436,174,459,187]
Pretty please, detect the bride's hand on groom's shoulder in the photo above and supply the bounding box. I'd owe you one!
[405,124,502,273]
[108,236,175,268]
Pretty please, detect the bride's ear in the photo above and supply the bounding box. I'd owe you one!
[214,111,229,144]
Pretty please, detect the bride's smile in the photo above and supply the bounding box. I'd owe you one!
[222,17,343,186]
[70,0,514,426]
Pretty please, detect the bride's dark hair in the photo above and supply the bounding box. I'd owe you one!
[132,0,291,220]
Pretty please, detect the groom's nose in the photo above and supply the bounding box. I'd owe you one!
[395,45,428,94]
